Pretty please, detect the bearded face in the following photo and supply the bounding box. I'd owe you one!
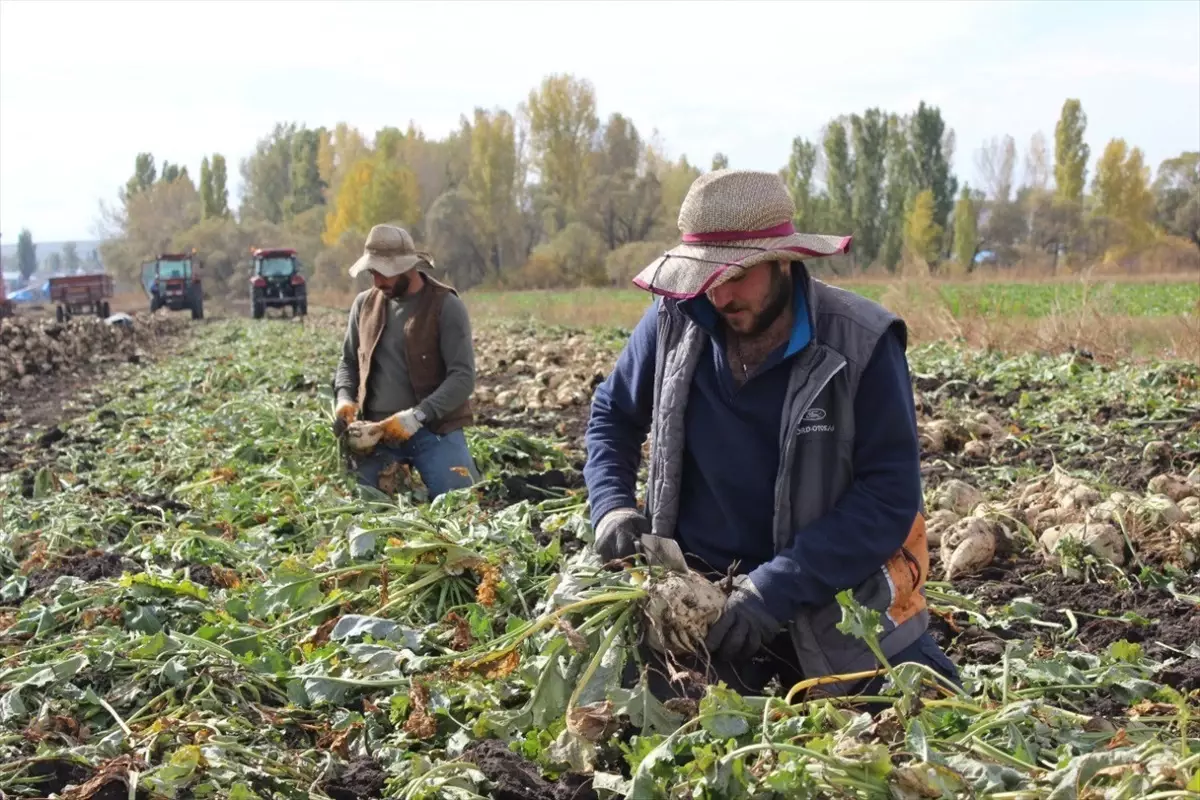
[706,261,791,336]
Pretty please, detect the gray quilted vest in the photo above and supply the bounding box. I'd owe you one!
[644,266,931,694]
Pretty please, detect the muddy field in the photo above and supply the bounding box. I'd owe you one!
[0,308,1197,798]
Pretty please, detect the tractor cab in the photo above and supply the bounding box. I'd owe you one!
[249,247,307,318]
[144,252,204,319]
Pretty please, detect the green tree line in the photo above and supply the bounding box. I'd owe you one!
[92,74,1199,297]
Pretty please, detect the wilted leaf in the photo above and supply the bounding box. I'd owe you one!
[567,700,618,742]
[404,683,438,740]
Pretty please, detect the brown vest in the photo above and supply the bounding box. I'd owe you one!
[355,272,473,435]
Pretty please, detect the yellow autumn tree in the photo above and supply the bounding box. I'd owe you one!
[323,158,374,246]
[1093,138,1155,252]
[362,158,421,231]
[467,108,519,269]
[322,156,422,247]
[904,189,943,265]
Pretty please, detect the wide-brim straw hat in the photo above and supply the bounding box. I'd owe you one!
[348,224,435,278]
[633,169,852,299]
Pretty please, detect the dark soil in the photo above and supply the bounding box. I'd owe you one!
[324,757,388,800]
[26,757,92,796]
[185,564,219,589]
[1020,577,1200,657]
[25,550,128,594]
[462,740,598,800]
[933,553,1200,676]
[929,619,1024,664]
[499,468,584,503]
[475,402,592,454]
[38,425,67,447]
[913,370,1200,492]
[1157,659,1200,693]
[1076,694,1130,721]
[89,782,150,800]
[129,493,191,516]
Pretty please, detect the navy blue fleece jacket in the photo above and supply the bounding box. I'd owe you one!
[582,283,922,621]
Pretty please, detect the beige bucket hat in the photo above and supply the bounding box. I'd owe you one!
[348,224,434,278]
[633,169,852,299]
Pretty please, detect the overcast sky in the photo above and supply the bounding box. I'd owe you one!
[1,0,1197,243]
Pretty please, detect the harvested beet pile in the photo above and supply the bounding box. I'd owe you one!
[0,313,186,391]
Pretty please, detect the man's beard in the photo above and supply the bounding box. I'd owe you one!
[718,265,791,337]
[386,274,412,298]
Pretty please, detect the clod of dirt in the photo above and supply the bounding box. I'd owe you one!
[128,493,190,517]
[25,551,128,594]
[184,564,219,589]
[1081,695,1130,721]
[19,469,35,498]
[38,426,68,447]
[500,469,583,503]
[324,757,388,800]
[463,740,598,800]
[1156,659,1200,693]
[642,570,728,656]
[55,755,150,800]
[24,757,93,797]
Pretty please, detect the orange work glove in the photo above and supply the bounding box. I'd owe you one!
[333,399,359,438]
[378,408,424,444]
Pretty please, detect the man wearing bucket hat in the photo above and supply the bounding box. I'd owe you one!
[331,224,480,500]
[583,170,958,700]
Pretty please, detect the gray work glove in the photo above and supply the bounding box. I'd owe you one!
[704,576,783,661]
[593,508,650,561]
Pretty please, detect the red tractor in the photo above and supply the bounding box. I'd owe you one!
[249,247,307,318]
[143,251,204,320]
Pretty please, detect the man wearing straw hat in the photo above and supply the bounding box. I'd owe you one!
[332,224,480,500]
[583,170,958,699]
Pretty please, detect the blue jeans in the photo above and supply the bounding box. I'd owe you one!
[353,428,479,500]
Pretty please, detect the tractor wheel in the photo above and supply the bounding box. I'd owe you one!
[56,305,65,323]
[298,299,308,316]
[252,301,265,319]
[101,301,111,318]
